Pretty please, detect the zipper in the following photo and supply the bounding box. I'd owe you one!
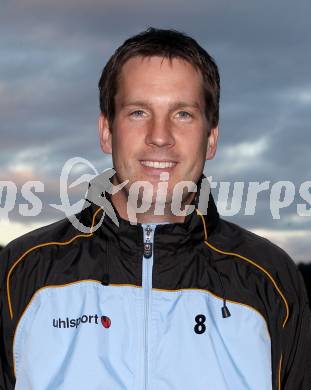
[142,224,154,390]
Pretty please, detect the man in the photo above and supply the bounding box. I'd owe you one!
[0,28,310,389]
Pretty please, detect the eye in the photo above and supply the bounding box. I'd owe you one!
[130,110,146,118]
[176,111,192,120]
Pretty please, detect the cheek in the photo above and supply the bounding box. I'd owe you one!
[180,130,208,158]
[112,118,143,150]
[112,131,132,159]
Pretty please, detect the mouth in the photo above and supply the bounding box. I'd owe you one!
[140,160,177,168]
[139,160,178,175]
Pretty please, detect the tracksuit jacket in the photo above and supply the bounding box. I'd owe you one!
[0,175,310,389]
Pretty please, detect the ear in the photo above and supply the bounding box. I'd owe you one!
[98,113,112,154]
[205,126,219,160]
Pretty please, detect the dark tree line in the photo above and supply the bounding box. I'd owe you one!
[298,263,311,305]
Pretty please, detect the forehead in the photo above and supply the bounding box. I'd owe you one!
[115,55,204,103]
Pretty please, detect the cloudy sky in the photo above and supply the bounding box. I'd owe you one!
[1,0,310,262]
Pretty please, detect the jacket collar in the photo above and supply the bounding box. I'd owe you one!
[81,173,219,249]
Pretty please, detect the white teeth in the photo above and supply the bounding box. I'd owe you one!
[141,161,176,168]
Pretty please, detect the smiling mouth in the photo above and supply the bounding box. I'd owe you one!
[140,160,177,169]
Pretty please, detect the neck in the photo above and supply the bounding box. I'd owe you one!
[111,190,196,224]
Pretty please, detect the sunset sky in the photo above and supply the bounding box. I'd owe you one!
[1,0,310,262]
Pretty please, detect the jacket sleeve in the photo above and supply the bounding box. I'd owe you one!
[0,249,7,389]
[0,246,12,390]
[280,267,311,389]
[0,294,6,390]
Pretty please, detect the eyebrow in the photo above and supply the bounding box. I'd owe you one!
[120,100,202,111]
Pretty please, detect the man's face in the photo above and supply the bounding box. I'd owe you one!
[99,56,218,217]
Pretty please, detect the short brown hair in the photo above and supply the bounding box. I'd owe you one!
[98,27,220,128]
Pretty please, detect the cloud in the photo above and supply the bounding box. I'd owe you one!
[0,219,45,247]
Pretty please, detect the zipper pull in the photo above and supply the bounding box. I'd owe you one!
[144,225,153,259]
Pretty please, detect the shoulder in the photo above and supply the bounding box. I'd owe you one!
[213,218,295,267]
[0,215,81,274]
[211,218,306,302]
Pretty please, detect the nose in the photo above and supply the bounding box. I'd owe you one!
[145,117,175,148]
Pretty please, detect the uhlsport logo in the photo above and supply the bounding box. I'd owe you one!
[53,314,111,329]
